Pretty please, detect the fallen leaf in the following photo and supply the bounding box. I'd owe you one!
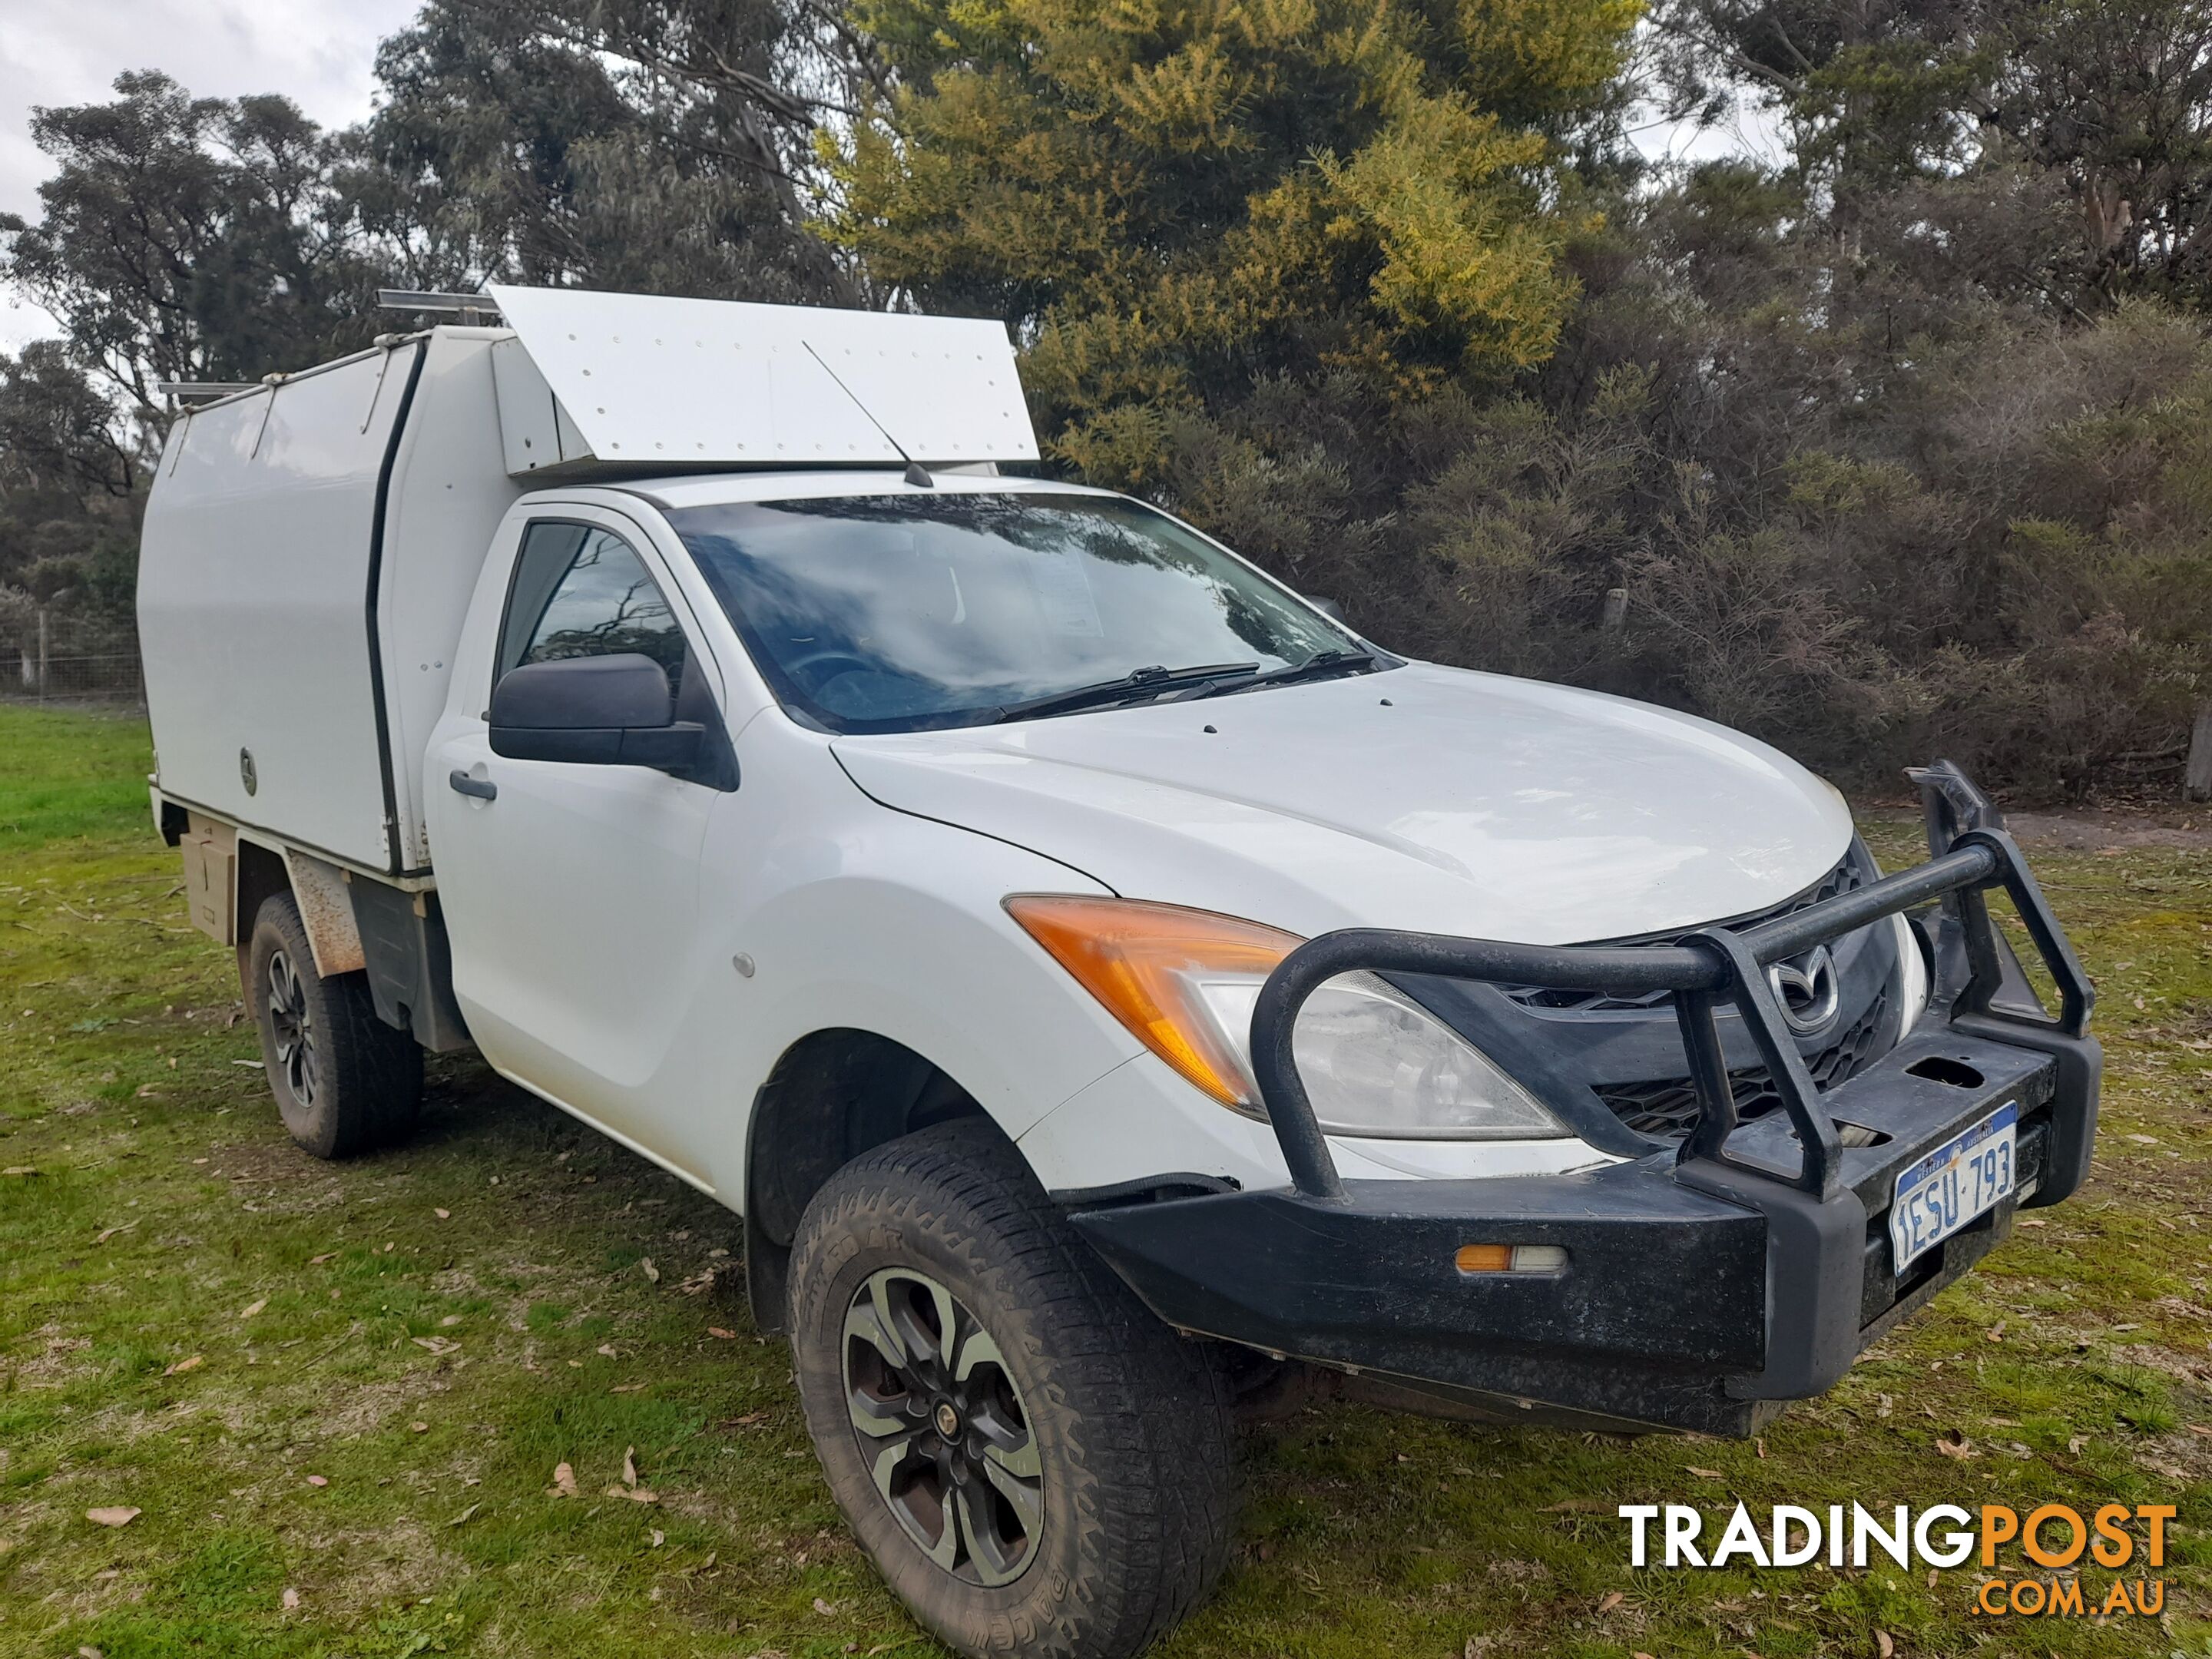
[2,1166,39,1177]
[1933,1432,1977,1461]
[650,1529,665,1548]
[1596,1591,1624,1614]
[1538,1498,1611,1513]
[2017,1217,2045,1228]
[282,1588,300,1610]
[2068,1435,2088,1455]
[94,1223,135,1244]
[548,1462,578,1498]
[439,1314,462,1326]
[1876,1630,1894,1658]
[622,1445,641,1487]
[231,1058,264,1069]
[640,1257,660,1283]
[678,1267,716,1296]
[1686,1466,1725,1480]
[305,1475,329,1488]
[813,1598,840,1616]
[80,1647,105,1659]
[604,1485,660,1504]
[707,1327,739,1340]
[410,1336,459,1356]
[163,1354,204,1376]
[308,1252,336,1264]
[722,1410,769,1428]
[434,1207,450,1219]
[449,1502,481,1528]
[611,1382,647,1393]
[1754,1437,1767,1459]
[1984,1321,2005,1343]
[410,1421,429,1434]
[240,1297,267,1319]
[597,1343,619,1358]
[85,1507,141,1528]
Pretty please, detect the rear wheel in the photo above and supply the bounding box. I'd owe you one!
[788,1119,1236,1659]
[245,892,422,1158]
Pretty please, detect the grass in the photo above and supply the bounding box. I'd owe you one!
[2,702,2208,1657]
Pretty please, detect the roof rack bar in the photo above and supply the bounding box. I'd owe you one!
[377,290,502,322]
[156,382,258,402]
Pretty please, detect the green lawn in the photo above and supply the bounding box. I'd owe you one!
[2,703,2207,1657]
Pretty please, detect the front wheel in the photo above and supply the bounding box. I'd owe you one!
[788,1120,1236,1659]
[245,892,422,1159]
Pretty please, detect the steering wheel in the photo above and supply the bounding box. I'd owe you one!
[783,649,878,690]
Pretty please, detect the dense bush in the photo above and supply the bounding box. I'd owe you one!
[1092,297,2212,795]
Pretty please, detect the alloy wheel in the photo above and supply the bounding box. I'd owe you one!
[266,949,319,1108]
[841,1267,1045,1586]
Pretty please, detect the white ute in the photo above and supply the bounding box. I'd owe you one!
[140,286,2101,1659]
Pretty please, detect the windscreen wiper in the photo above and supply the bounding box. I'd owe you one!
[1191,647,1381,697]
[988,661,1260,723]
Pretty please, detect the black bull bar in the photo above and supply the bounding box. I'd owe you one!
[1070,763,2101,1434]
[1251,762,2092,1204]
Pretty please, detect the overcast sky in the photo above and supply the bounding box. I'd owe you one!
[1,0,419,347]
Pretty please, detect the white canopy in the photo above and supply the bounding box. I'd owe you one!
[484,284,1041,474]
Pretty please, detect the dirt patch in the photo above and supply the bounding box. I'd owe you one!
[207,1140,345,1187]
[7,1327,95,1389]
[2002,806,2212,853]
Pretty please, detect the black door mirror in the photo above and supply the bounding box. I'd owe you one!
[488,654,704,770]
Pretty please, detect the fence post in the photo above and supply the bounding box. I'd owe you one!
[2187,701,2212,803]
[35,608,48,702]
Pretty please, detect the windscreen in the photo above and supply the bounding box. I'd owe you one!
[666,492,1358,733]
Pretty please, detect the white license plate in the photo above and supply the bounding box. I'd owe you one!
[1888,1102,2018,1270]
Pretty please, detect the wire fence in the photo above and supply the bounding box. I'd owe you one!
[2,651,146,705]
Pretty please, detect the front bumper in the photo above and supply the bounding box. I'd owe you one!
[1069,764,2101,1436]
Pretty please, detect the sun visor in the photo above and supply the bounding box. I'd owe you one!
[482,284,1040,476]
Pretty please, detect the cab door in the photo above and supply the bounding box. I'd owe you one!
[427,507,728,1184]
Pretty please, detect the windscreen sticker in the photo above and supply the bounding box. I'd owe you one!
[1029,556,1104,637]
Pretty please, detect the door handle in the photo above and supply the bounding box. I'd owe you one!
[449,770,497,801]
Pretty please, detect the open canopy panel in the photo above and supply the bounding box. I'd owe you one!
[484,285,1040,474]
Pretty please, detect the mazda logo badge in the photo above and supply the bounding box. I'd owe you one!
[1768,945,1840,1035]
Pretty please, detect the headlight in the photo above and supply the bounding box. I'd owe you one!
[1004,895,1568,1141]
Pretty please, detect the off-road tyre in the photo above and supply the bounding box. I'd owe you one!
[788,1118,1236,1659]
[245,892,422,1159]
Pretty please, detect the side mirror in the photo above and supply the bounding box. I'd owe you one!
[1309,596,1346,623]
[488,653,704,770]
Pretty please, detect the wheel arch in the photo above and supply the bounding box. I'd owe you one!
[233,836,293,968]
[743,1027,1006,1333]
